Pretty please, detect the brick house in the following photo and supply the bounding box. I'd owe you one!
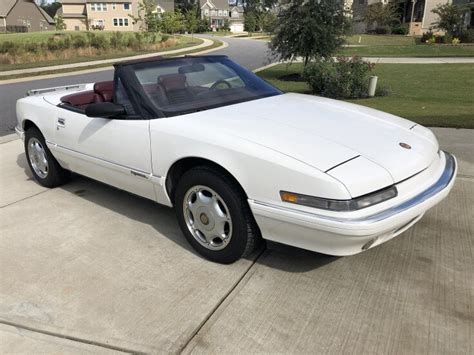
[0,0,54,33]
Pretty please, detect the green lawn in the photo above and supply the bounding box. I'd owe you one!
[345,34,415,46]
[340,44,474,57]
[257,63,474,128]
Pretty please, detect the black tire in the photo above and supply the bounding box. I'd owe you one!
[175,166,260,264]
[25,126,70,188]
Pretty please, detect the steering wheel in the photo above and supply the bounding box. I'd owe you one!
[210,79,232,90]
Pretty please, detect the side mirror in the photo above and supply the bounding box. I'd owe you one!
[85,102,126,118]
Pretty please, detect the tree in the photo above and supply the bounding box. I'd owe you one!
[432,3,468,37]
[129,0,160,32]
[270,0,351,66]
[364,2,400,33]
[161,11,185,36]
[244,12,257,33]
[260,11,277,33]
[185,7,199,37]
[41,2,62,18]
[55,14,66,31]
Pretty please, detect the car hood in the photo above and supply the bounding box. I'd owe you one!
[187,93,438,189]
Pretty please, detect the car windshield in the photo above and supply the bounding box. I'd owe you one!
[128,56,282,117]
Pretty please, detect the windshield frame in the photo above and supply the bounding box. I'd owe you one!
[115,55,282,119]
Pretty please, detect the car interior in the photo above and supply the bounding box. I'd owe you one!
[60,81,114,111]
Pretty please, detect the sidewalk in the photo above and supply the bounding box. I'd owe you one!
[0,37,216,78]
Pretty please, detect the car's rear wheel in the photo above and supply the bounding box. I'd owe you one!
[25,127,70,188]
[175,166,260,263]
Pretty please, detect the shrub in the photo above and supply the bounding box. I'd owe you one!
[0,41,17,54]
[302,56,376,99]
[89,33,108,50]
[24,42,40,53]
[374,26,391,34]
[459,28,474,43]
[161,34,170,42]
[72,35,87,48]
[110,31,124,48]
[46,37,60,51]
[391,24,408,35]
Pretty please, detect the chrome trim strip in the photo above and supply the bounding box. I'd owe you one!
[15,126,25,141]
[46,140,162,180]
[252,152,456,225]
[27,84,87,96]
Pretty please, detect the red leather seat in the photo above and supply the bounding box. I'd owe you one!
[157,73,193,104]
[94,81,114,102]
[61,91,103,110]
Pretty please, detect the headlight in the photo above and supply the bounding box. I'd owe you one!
[280,186,397,211]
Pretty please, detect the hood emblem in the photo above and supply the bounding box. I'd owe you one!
[399,142,412,150]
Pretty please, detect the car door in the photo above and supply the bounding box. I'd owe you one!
[51,106,156,201]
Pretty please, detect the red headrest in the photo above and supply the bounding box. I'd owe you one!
[61,91,102,106]
[94,81,114,102]
[158,74,187,91]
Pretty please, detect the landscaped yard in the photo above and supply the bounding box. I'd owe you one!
[257,63,474,128]
[0,33,203,72]
[341,34,474,57]
[345,34,416,46]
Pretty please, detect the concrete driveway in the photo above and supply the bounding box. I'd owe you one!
[0,128,473,354]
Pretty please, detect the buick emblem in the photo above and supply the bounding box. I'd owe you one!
[399,142,412,149]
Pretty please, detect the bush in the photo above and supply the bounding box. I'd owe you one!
[0,41,17,54]
[459,28,474,43]
[391,24,408,35]
[25,42,40,53]
[71,35,87,48]
[302,56,376,99]
[46,37,60,51]
[88,33,108,50]
[110,31,124,48]
[374,26,391,34]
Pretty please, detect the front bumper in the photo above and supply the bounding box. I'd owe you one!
[249,151,457,256]
[15,126,25,141]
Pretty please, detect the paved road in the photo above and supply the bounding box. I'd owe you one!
[0,36,273,136]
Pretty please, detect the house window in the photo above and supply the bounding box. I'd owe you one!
[124,3,131,10]
[218,10,222,16]
[112,3,116,10]
[223,10,228,16]
[75,25,80,31]
[113,18,118,26]
[211,10,216,16]
[124,18,129,26]
[91,3,96,11]
[119,18,123,26]
[102,3,107,11]
[204,9,209,16]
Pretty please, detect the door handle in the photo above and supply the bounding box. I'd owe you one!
[57,118,66,129]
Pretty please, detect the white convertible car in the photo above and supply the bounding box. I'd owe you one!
[16,55,457,263]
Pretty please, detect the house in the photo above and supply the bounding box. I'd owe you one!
[0,0,54,33]
[453,0,474,28]
[352,0,453,35]
[58,0,174,31]
[200,0,244,32]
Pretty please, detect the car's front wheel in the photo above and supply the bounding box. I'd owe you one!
[175,166,260,263]
[25,126,70,188]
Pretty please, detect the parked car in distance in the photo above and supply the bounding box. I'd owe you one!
[16,56,457,263]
